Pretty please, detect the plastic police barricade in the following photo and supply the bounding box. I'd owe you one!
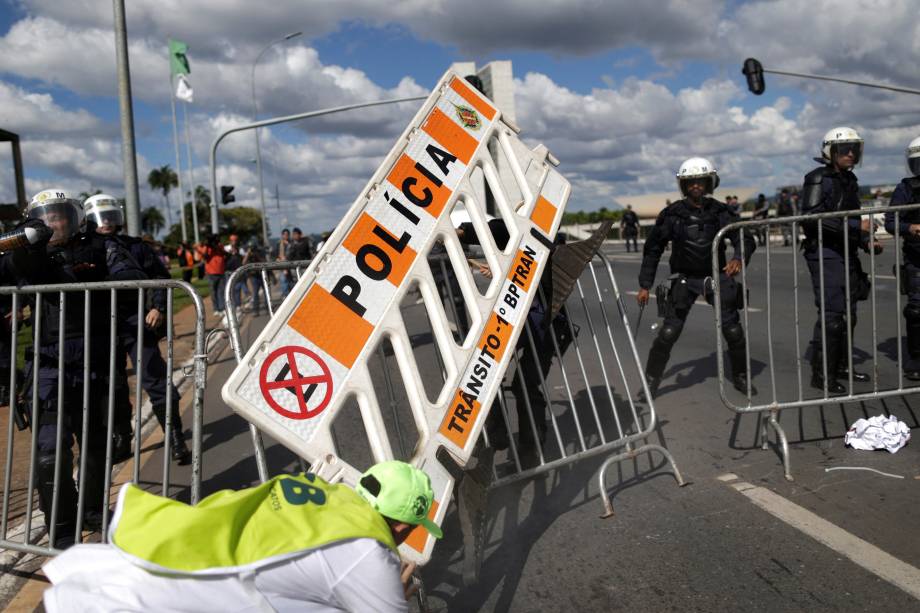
[222,69,569,563]
[0,279,206,557]
[711,204,920,481]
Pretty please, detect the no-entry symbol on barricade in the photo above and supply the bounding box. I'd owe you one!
[259,346,333,420]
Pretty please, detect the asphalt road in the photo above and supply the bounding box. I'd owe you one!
[145,237,920,612]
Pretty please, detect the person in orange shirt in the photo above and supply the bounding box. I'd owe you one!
[196,234,228,316]
[176,242,196,283]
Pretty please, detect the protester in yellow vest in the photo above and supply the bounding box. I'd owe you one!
[42,461,442,612]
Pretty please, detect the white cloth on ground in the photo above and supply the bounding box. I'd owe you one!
[844,414,911,453]
[43,538,407,613]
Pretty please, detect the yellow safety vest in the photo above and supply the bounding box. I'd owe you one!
[110,473,396,575]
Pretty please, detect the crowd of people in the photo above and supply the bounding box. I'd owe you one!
[173,226,315,323]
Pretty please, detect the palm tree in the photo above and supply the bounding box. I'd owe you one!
[141,206,165,236]
[147,165,178,228]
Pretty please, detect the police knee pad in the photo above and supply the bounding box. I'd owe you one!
[657,322,683,346]
[825,315,847,337]
[722,322,745,346]
[904,303,920,323]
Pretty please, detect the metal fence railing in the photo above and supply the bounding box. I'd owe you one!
[0,279,206,556]
[224,260,312,482]
[226,254,685,516]
[711,203,920,480]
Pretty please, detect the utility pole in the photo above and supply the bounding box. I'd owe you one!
[112,0,141,235]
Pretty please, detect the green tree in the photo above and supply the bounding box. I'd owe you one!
[147,165,178,229]
[141,206,165,236]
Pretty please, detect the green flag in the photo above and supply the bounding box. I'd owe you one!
[168,39,190,76]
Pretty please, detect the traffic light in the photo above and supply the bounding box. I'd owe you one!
[742,58,765,95]
[220,185,235,205]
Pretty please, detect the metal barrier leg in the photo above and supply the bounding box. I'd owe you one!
[766,409,793,482]
[597,444,686,519]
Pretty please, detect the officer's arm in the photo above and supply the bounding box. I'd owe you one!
[106,240,148,282]
[456,219,510,251]
[885,183,913,236]
[724,209,755,264]
[802,172,851,239]
[139,243,169,312]
[638,211,669,289]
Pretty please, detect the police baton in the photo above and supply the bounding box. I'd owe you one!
[634,303,645,336]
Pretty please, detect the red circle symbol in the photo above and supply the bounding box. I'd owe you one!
[259,346,333,420]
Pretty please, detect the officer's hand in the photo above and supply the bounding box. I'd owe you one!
[723,258,742,277]
[400,561,418,600]
[860,218,878,232]
[145,308,164,329]
[872,242,883,255]
[19,218,52,246]
[637,287,649,306]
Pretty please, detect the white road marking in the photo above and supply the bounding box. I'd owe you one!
[724,478,920,600]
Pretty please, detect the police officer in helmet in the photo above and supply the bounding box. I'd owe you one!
[83,194,191,464]
[637,157,756,398]
[884,136,920,380]
[801,127,880,394]
[15,189,147,548]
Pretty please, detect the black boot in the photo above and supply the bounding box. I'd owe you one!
[153,404,191,465]
[169,427,192,466]
[811,324,846,394]
[639,333,674,401]
[904,304,920,381]
[724,323,757,396]
[36,451,78,549]
[111,423,134,464]
[80,449,112,532]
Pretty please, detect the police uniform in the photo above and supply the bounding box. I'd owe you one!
[801,163,871,392]
[639,196,756,395]
[884,176,920,379]
[113,234,190,464]
[621,208,640,252]
[15,225,146,547]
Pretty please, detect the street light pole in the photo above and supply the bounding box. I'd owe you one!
[209,96,428,235]
[112,0,142,235]
[252,31,302,247]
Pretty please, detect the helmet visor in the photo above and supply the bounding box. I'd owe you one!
[28,202,80,244]
[679,176,714,196]
[831,141,862,165]
[909,157,920,177]
[89,209,124,230]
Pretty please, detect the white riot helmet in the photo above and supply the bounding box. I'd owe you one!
[83,193,124,233]
[821,126,863,166]
[676,157,719,196]
[906,136,920,176]
[27,189,84,245]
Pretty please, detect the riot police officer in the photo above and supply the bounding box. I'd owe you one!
[621,205,640,252]
[83,195,191,464]
[884,136,920,381]
[637,157,756,398]
[16,189,146,548]
[801,127,880,394]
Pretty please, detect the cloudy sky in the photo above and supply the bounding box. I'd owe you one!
[1,0,918,234]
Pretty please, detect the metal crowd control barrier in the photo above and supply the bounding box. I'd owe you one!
[225,259,312,482]
[0,279,206,557]
[472,252,685,515]
[712,203,920,480]
[227,254,685,521]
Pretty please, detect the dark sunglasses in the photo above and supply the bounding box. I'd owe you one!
[835,142,861,158]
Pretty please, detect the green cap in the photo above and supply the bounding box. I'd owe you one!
[355,461,442,539]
